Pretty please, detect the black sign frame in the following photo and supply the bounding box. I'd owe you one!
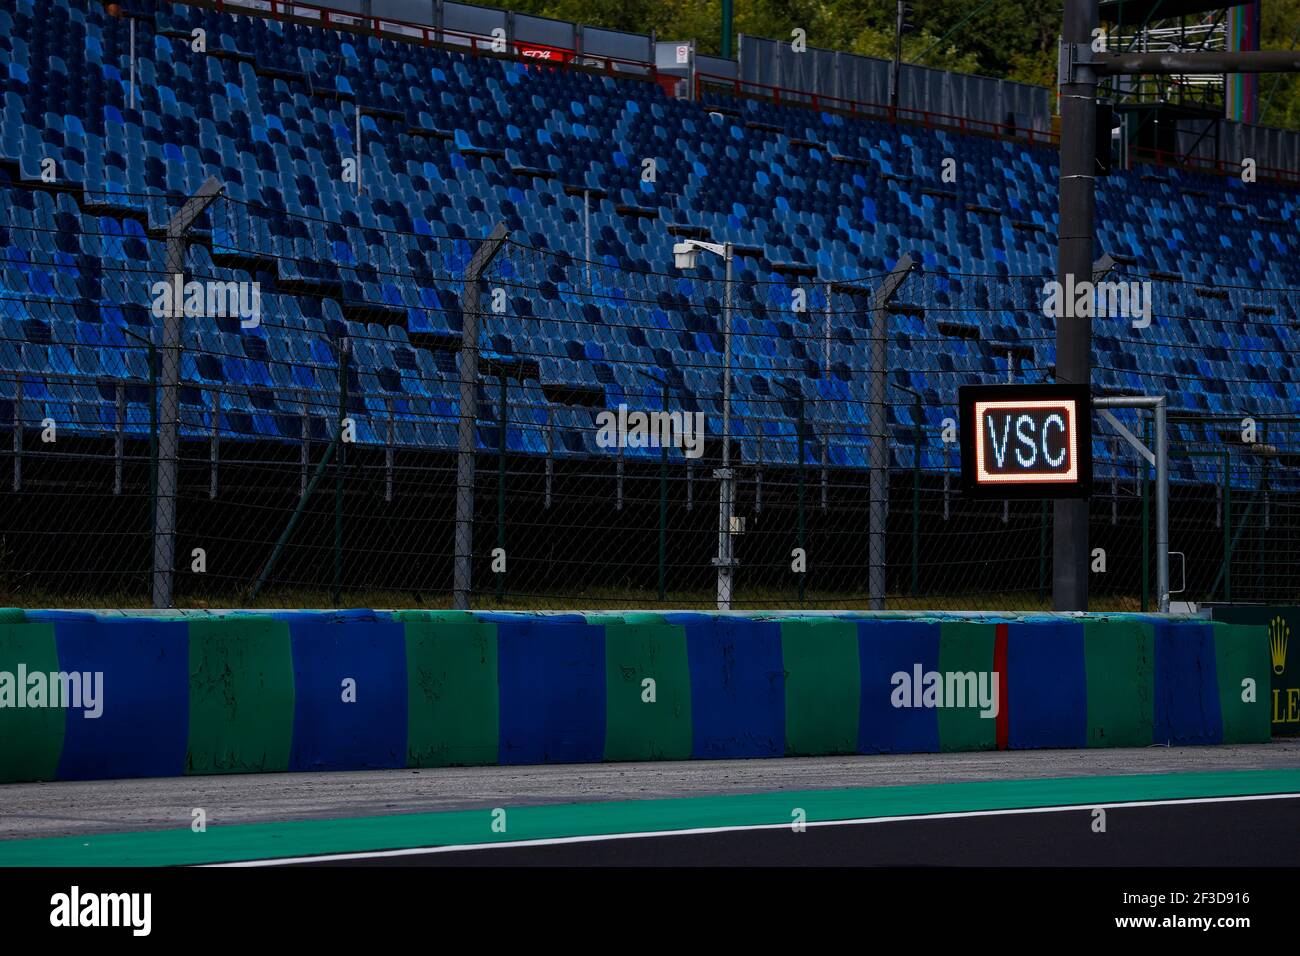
[959,383,1093,500]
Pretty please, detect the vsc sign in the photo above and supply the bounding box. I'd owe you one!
[959,384,1092,499]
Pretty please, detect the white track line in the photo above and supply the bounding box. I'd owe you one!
[204,791,1300,867]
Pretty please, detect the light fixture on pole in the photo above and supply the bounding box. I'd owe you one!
[672,237,737,610]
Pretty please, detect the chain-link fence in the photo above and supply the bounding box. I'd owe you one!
[3,185,1297,609]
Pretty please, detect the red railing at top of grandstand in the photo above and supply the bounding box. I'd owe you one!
[693,71,1060,147]
[212,0,660,79]
[206,2,1300,183]
[1129,145,1300,189]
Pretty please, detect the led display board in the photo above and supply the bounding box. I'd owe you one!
[959,384,1092,499]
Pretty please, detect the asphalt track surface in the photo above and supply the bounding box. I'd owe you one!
[4,741,1297,840]
[296,797,1300,867]
[1,741,1297,867]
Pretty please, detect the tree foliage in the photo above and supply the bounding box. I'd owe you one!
[496,0,1299,131]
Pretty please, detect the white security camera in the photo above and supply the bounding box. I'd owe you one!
[673,242,699,270]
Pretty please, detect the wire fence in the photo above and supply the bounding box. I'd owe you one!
[2,184,1298,610]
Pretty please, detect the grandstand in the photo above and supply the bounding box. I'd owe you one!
[1,0,1298,608]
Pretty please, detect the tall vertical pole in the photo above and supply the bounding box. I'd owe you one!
[454,223,508,610]
[822,282,830,511]
[911,394,920,596]
[715,244,736,610]
[129,16,136,111]
[891,0,904,113]
[153,178,222,609]
[660,380,668,602]
[1054,0,1099,611]
[1154,399,1169,612]
[355,105,362,195]
[496,371,507,602]
[797,393,806,604]
[584,189,591,289]
[720,0,734,59]
[869,255,914,610]
[333,337,349,607]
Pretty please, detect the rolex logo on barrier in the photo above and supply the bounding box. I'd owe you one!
[1270,615,1289,676]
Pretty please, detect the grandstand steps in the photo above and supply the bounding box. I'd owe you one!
[614,204,657,220]
[210,247,278,276]
[210,49,258,67]
[274,277,347,305]
[770,261,817,278]
[408,331,462,355]
[254,64,308,83]
[361,105,405,123]
[541,382,605,408]
[510,164,555,180]
[937,321,980,341]
[888,303,926,318]
[406,125,453,141]
[832,153,873,168]
[990,341,1036,364]
[340,300,406,327]
[308,87,355,105]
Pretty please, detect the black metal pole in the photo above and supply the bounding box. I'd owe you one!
[891,1,904,114]
[333,337,349,606]
[1054,0,1098,611]
[659,381,668,602]
[797,394,806,604]
[911,394,920,597]
[496,371,506,602]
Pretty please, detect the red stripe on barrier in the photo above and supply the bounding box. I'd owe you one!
[994,623,1009,750]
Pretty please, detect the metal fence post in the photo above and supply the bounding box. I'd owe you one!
[714,243,737,610]
[153,177,223,609]
[497,370,507,601]
[869,254,914,610]
[12,376,21,492]
[797,393,806,603]
[454,223,508,610]
[1154,397,1169,612]
[333,336,350,607]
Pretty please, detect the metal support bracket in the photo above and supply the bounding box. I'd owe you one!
[1058,39,1099,87]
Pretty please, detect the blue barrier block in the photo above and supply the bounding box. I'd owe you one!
[497,618,606,764]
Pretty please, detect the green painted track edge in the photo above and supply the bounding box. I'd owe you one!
[1,768,1297,867]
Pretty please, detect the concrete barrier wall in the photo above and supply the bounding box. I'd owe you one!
[0,610,1272,784]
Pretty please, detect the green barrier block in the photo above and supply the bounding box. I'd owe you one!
[781,620,861,756]
[603,618,693,762]
[1084,619,1154,748]
[1214,622,1272,743]
[0,622,64,783]
[937,622,997,752]
[405,618,499,767]
[186,618,295,774]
